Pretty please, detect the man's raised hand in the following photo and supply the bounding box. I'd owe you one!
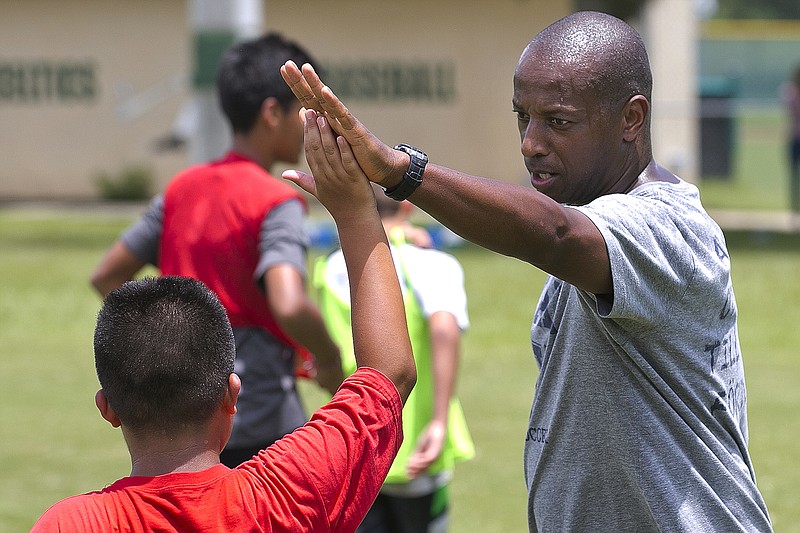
[280,61,354,134]
[280,60,407,189]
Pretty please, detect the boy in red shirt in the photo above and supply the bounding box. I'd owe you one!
[32,112,416,532]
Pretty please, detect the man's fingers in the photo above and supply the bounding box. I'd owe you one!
[297,63,357,136]
[320,85,358,134]
[280,61,320,112]
[285,61,366,149]
[297,63,331,114]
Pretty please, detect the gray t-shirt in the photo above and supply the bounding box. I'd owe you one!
[121,195,309,448]
[525,180,772,532]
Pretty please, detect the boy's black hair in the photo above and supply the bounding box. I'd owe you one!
[216,32,317,133]
[94,276,235,434]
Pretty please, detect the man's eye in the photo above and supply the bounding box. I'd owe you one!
[515,111,529,122]
[549,118,568,126]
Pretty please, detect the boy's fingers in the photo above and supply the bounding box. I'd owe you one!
[337,137,362,177]
[281,170,316,196]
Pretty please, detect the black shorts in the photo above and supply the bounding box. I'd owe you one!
[357,485,449,533]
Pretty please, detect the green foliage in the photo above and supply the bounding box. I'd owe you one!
[574,0,650,21]
[94,165,154,201]
[714,0,800,19]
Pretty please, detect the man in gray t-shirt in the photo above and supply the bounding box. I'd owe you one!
[526,182,769,531]
[280,9,773,532]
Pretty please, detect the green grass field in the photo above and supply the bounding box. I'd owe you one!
[1,210,799,532]
[698,107,791,211]
[2,109,799,532]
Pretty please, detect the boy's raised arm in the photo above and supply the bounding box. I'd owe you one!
[283,109,416,402]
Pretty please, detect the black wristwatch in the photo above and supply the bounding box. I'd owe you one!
[383,144,428,201]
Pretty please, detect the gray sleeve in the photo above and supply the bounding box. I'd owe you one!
[569,186,705,324]
[120,194,164,265]
[254,198,309,284]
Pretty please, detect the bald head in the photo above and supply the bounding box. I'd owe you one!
[511,11,655,203]
[523,11,652,112]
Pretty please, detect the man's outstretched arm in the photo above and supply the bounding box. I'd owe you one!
[280,61,611,296]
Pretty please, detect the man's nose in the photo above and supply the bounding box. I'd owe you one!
[521,121,548,158]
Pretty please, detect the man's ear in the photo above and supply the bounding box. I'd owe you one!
[95,389,121,428]
[622,95,649,142]
[223,373,241,415]
[259,97,283,129]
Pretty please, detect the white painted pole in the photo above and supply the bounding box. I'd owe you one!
[642,0,699,182]
[187,0,263,164]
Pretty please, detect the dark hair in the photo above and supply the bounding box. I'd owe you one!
[531,11,652,113]
[94,276,235,434]
[216,32,317,133]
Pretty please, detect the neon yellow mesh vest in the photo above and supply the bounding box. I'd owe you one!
[314,231,475,485]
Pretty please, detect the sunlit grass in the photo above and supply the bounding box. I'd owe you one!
[4,130,800,532]
[699,108,791,211]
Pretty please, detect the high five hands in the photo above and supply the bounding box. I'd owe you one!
[280,106,375,221]
[279,61,409,192]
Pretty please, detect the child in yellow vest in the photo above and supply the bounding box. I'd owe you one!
[316,185,474,533]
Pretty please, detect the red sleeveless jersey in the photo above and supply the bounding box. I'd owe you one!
[159,151,307,348]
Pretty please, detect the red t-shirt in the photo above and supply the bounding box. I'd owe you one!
[32,368,402,533]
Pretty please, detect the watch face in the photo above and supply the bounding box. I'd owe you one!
[396,143,427,161]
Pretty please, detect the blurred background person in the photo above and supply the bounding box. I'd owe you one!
[90,33,342,468]
[315,185,474,533]
[782,64,800,213]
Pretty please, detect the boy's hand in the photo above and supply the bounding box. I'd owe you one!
[283,109,375,223]
[406,420,446,479]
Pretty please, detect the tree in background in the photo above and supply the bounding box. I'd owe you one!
[713,0,800,19]
[574,0,649,21]
[574,0,800,21]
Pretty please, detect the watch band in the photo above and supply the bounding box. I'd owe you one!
[384,143,428,201]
